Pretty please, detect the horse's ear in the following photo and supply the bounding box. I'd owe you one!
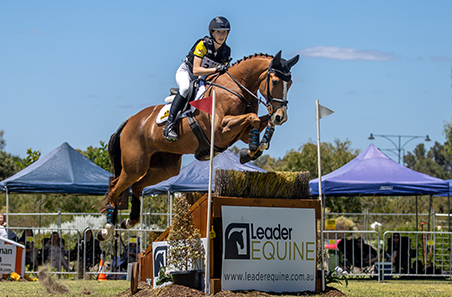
[271,50,282,68]
[287,54,300,69]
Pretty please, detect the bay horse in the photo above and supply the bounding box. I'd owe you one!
[97,51,299,241]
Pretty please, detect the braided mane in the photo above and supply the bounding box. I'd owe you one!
[231,53,273,67]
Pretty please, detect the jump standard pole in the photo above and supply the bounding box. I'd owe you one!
[316,99,334,292]
[205,90,216,294]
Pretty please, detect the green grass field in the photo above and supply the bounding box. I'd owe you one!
[0,279,452,296]
[0,279,129,297]
[330,279,452,297]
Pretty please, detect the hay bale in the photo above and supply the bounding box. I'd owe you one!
[214,170,310,199]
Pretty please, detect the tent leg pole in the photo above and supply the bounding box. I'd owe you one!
[416,196,418,232]
[448,194,450,232]
[6,189,8,226]
[428,194,432,232]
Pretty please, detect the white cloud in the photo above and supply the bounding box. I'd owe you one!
[299,46,399,61]
[430,56,452,62]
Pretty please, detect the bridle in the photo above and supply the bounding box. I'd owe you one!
[203,64,291,117]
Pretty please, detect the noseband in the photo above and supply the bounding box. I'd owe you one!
[262,67,290,115]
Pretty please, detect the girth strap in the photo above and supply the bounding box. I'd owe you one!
[186,111,226,161]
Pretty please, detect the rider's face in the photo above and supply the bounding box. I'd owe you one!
[212,30,229,44]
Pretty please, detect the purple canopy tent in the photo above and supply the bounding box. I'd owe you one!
[310,144,449,196]
[310,144,450,231]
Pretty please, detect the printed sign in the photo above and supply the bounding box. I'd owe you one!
[325,219,336,230]
[0,243,17,274]
[152,241,168,287]
[152,239,207,288]
[222,206,316,292]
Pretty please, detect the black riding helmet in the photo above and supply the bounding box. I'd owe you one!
[209,17,230,45]
[209,16,230,34]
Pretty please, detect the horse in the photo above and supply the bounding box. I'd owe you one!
[97,51,299,241]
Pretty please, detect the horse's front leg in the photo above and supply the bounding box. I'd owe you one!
[221,113,269,163]
[221,113,268,139]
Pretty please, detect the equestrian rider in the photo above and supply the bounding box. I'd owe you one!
[163,16,232,141]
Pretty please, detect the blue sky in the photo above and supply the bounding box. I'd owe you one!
[1,1,451,167]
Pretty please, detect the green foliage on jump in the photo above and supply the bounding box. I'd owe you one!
[167,194,204,271]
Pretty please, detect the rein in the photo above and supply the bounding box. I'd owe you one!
[203,68,283,115]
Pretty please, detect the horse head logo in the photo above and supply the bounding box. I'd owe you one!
[153,245,167,278]
[224,223,250,259]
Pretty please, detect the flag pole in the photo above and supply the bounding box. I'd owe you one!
[315,99,325,292]
[205,90,216,294]
[315,99,334,292]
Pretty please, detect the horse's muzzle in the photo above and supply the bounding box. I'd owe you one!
[271,107,287,125]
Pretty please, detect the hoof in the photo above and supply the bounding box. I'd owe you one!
[251,150,263,161]
[120,218,133,229]
[239,148,252,164]
[97,223,114,241]
[97,229,109,241]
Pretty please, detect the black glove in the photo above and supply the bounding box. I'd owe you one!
[215,64,228,74]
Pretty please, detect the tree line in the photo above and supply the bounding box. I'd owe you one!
[1,121,452,226]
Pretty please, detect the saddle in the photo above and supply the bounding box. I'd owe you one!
[160,79,226,161]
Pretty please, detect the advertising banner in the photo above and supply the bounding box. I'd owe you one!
[0,243,17,274]
[222,206,316,292]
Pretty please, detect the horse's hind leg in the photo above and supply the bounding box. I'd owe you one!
[120,152,182,230]
[97,174,138,241]
[120,193,141,229]
[98,151,153,241]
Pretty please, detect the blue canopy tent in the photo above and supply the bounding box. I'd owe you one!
[143,150,266,195]
[0,142,111,194]
[0,142,112,222]
[310,144,450,231]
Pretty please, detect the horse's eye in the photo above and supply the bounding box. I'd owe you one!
[272,80,278,87]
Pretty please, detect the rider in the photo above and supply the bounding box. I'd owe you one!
[163,16,232,141]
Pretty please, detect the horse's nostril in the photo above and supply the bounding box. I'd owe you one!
[275,115,281,123]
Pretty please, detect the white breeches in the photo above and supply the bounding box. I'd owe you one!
[175,62,197,98]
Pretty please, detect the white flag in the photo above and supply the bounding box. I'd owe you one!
[319,104,334,119]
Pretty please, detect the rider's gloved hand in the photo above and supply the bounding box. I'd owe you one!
[215,64,229,74]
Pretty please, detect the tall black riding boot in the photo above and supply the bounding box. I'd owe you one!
[163,92,187,141]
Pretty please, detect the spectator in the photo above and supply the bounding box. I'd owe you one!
[0,213,6,227]
[45,232,70,273]
[0,213,17,241]
[125,236,140,263]
[71,229,103,279]
[386,233,410,273]
[119,236,140,271]
[18,229,39,269]
[356,237,379,266]
[0,225,6,238]
[338,237,379,269]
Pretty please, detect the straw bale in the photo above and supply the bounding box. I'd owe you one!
[214,169,310,199]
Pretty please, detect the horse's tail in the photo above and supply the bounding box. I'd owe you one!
[109,118,129,178]
[93,119,129,211]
